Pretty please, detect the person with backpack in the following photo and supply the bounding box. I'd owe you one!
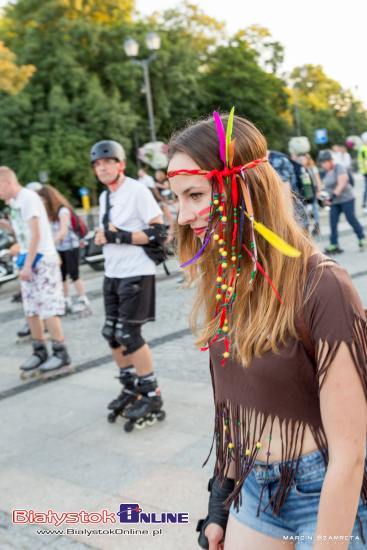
[267,150,309,231]
[167,111,367,549]
[318,150,365,254]
[38,185,91,316]
[91,140,166,431]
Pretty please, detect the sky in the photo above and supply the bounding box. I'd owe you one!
[136,0,367,107]
[1,0,366,107]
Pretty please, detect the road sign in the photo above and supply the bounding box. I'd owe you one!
[314,128,328,145]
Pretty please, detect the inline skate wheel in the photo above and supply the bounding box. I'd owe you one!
[157,411,166,422]
[145,414,157,427]
[124,420,135,433]
[134,419,146,430]
[107,412,117,423]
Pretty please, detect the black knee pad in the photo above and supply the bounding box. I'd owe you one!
[102,318,120,349]
[114,321,145,355]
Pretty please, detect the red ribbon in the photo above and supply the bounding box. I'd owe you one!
[167,158,267,180]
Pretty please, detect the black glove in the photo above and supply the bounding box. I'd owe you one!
[105,229,132,244]
[196,476,235,549]
[142,223,167,245]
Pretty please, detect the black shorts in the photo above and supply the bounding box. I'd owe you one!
[103,275,155,325]
[58,248,80,282]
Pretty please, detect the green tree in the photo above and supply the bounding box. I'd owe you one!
[236,25,284,75]
[0,41,35,94]
[0,0,137,199]
[288,64,367,148]
[200,36,289,149]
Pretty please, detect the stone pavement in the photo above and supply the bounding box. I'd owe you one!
[0,175,367,549]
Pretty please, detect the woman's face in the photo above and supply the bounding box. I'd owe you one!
[168,153,212,241]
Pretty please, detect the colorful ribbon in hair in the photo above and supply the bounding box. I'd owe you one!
[169,108,301,364]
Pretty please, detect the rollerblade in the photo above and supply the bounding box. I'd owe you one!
[71,296,92,318]
[16,321,31,344]
[20,340,48,380]
[39,340,72,380]
[123,379,166,433]
[107,369,138,424]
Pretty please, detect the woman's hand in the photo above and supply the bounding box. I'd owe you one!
[204,523,224,550]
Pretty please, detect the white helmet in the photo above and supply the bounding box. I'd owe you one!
[26,181,43,191]
[361,132,367,144]
[288,136,311,155]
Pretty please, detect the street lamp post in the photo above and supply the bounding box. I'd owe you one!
[289,68,309,137]
[124,33,160,143]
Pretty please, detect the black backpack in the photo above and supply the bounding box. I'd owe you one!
[103,190,168,266]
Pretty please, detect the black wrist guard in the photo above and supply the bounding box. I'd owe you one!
[196,476,235,549]
[105,229,132,244]
[142,223,167,246]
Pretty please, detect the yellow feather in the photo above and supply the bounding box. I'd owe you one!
[253,221,301,258]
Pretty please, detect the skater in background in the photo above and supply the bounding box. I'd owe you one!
[91,140,165,429]
[318,149,365,254]
[0,167,71,377]
[38,184,91,316]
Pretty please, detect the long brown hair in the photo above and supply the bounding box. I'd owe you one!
[169,115,315,366]
[38,185,73,222]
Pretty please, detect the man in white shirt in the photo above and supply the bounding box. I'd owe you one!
[0,167,71,376]
[91,140,166,429]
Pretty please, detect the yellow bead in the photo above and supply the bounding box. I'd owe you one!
[213,234,219,241]
[245,449,251,456]
[221,262,228,269]
[216,276,222,283]
[222,216,228,223]
[231,256,237,262]
[222,326,229,333]
[223,351,230,359]
[227,286,233,293]
[224,319,229,325]
[218,239,225,245]
[221,284,228,290]
[256,442,262,449]
[221,251,228,257]
[218,205,224,212]
[219,247,224,254]
[223,425,227,431]
[216,294,222,301]
[228,442,234,449]
[213,199,219,205]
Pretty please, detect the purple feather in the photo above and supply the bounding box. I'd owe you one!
[213,111,226,164]
[180,231,213,267]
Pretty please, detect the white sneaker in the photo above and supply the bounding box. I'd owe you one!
[72,296,91,314]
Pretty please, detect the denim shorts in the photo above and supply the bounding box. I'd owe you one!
[230,449,367,548]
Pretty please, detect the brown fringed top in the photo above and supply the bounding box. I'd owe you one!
[208,254,367,514]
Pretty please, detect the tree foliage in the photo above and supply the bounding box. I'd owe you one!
[0,41,35,94]
[0,1,366,203]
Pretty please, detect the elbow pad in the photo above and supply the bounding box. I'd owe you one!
[142,223,167,246]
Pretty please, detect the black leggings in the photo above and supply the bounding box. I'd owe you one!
[58,248,80,282]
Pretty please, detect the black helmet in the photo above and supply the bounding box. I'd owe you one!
[318,149,333,162]
[90,140,125,163]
